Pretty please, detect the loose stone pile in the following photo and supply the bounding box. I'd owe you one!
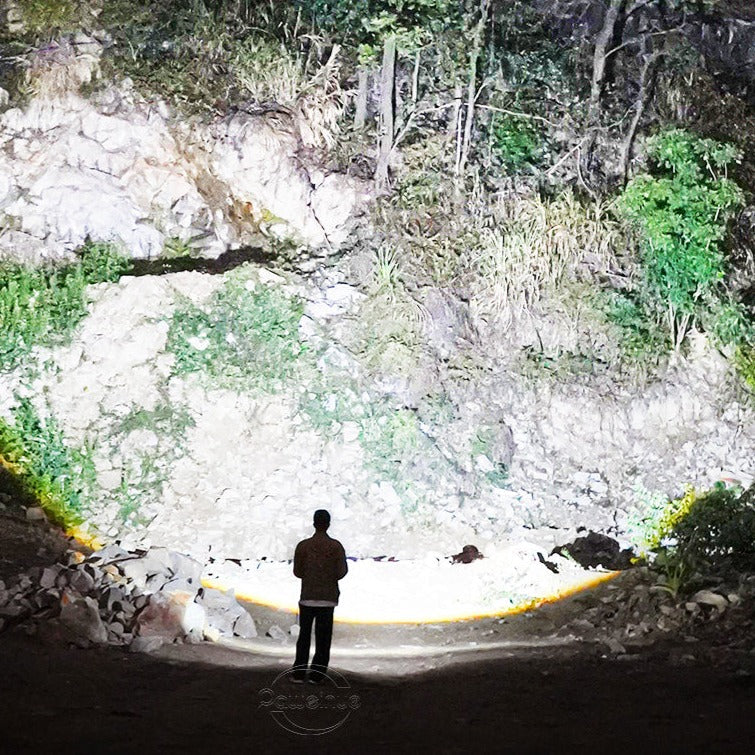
[0,544,257,652]
[554,567,755,659]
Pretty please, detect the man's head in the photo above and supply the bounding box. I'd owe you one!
[313,509,331,532]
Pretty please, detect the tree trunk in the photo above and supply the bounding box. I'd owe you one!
[448,83,463,141]
[621,48,659,184]
[587,0,624,126]
[455,0,490,190]
[375,34,396,195]
[354,67,369,130]
[582,0,624,177]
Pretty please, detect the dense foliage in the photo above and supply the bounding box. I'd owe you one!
[620,130,744,350]
[166,272,306,391]
[649,484,755,592]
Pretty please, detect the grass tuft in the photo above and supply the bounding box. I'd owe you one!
[0,242,131,372]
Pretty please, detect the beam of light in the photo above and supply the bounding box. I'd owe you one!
[201,570,620,625]
[66,526,619,625]
[201,555,620,624]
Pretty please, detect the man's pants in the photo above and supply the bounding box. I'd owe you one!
[293,604,334,681]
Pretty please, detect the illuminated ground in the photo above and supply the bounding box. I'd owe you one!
[202,548,616,624]
[4,265,754,623]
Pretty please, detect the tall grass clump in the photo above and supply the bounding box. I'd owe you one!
[0,242,131,372]
[469,192,621,325]
[0,398,95,526]
[98,1,345,144]
[14,0,91,36]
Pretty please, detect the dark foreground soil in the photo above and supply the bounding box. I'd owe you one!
[1,631,754,755]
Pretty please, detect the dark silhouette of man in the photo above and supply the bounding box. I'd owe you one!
[292,509,348,684]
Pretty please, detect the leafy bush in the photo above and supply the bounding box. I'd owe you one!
[0,398,94,526]
[734,345,755,393]
[487,113,541,173]
[14,0,89,36]
[298,0,464,51]
[648,484,755,590]
[0,242,131,372]
[599,290,669,363]
[619,129,744,350]
[166,272,305,391]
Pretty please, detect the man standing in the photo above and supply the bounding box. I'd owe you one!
[292,509,348,684]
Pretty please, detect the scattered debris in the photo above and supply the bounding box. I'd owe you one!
[537,552,560,574]
[0,545,257,650]
[551,531,633,571]
[451,545,484,564]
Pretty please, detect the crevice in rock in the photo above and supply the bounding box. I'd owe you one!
[127,245,277,277]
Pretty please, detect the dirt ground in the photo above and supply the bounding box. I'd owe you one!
[0,632,753,754]
[1,510,754,754]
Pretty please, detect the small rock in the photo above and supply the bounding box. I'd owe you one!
[39,566,62,590]
[552,531,633,570]
[233,611,257,639]
[451,545,484,564]
[59,593,108,647]
[691,590,728,611]
[25,507,46,522]
[69,569,96,595]
[90,544,130,564]
[130,636,164,654]
[266,624,288,642]
[603,636,626,654]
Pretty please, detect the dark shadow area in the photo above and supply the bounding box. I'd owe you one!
[128,245,278,277]
[0,466,79,582]
[0,632,753,754]
[0,463,36,511]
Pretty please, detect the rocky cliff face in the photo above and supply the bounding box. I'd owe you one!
[0,40,370,264]
[1,28,754,589]
[1,262,753,565]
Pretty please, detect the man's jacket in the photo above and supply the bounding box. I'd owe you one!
[293,533,348,604]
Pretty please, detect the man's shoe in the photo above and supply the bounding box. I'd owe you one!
[290,675,306,684]
[307,675,325,685]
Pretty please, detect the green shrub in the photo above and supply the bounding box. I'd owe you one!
[15,0,84,35]
[734,345,755,392]
[487,113,541,172]
[619,129,744,349]
[651,484,755,588]
[599,290,669,363]
[0,242,131,372]
[166,273,305,391]
[0,398,94,526]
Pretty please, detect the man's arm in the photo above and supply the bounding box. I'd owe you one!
[293,542,304,578]
[335,542,348,580]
